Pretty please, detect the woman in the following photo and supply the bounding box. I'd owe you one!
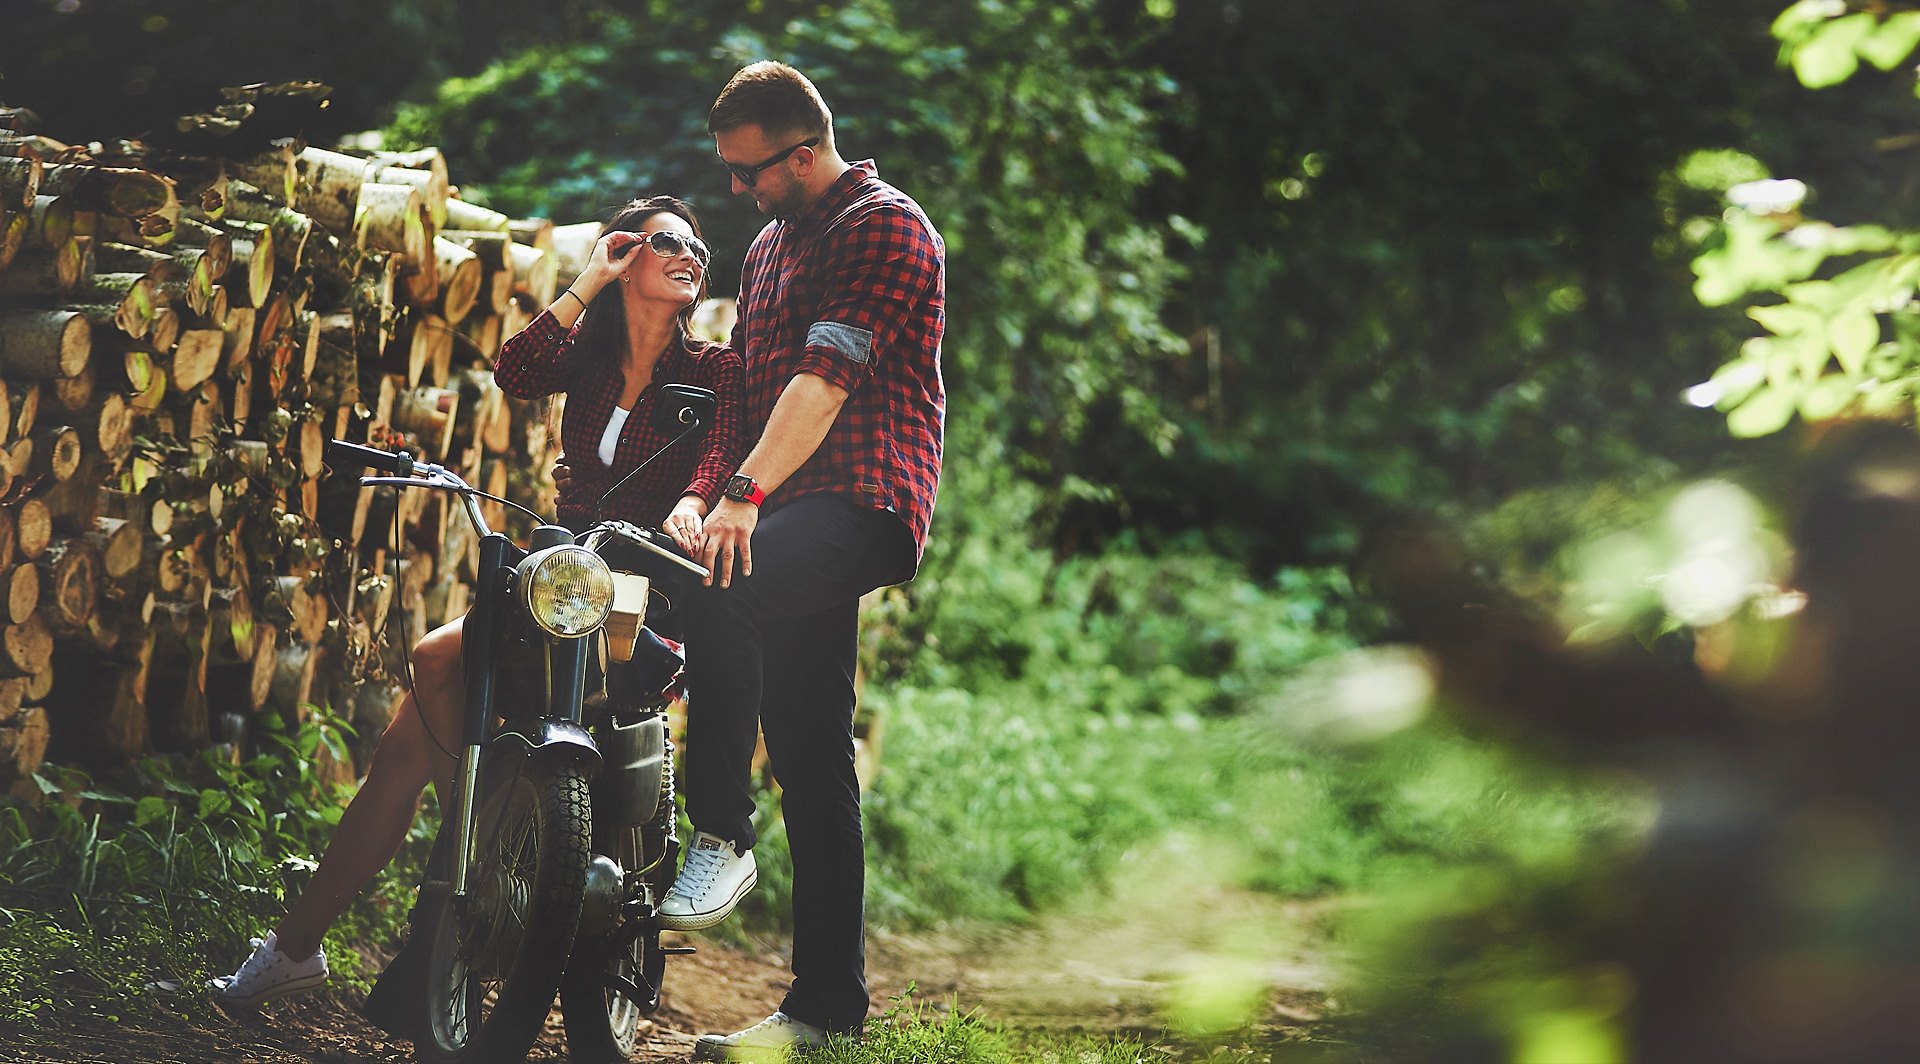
[212,196,743,1006]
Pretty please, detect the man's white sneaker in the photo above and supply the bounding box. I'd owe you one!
[658,831,757,931]
[692,1011,831,1061]
[210,931,329,1007]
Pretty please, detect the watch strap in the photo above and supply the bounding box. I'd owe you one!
[725,474,766,507]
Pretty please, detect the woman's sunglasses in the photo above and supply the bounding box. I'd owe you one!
[613,229,711,269]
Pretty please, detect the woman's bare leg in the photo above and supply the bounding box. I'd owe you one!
[270,617,467,961]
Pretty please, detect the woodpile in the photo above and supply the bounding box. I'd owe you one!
[0,91,568,796]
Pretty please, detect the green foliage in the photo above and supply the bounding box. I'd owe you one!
[0,706,430,1028]
[385,0,1187,491]
[1773,2,1920,88]
[1687,4,1920,439]
[818,453,1614,934]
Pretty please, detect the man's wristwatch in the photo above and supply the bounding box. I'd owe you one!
[723,474,766,507]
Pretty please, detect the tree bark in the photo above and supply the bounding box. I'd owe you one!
[223,182,312,270]
[0,156,41,212]
[432,235,482,326]
[27,196,76,251]
[0,311,90,379]
[0,237,88,296]
[39,164,175,219]
[354,181,429,260]
[508,241,558,307]
[70,273,158,341]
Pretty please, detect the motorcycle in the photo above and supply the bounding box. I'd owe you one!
[325,382,717,1063]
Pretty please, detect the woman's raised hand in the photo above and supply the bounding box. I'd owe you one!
[575,232,647,299]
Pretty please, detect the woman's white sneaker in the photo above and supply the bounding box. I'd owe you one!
[659,831,757,931]
[210,931,329,1007]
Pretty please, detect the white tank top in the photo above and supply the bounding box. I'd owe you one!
[598,405,631,466]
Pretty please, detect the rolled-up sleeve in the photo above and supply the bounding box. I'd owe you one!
[494,309,578,399]
[794,204,942,393]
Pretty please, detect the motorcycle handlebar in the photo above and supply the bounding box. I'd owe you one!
[325,439,414,477]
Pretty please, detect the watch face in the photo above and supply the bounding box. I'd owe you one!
[724,475,755,500]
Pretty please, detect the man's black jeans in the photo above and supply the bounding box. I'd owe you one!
[681,493,915,1033]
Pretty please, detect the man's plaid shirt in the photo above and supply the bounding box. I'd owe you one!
[495,312,744,528]
[736,160,946,565]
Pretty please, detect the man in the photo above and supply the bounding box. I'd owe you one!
[660,61,946,1058]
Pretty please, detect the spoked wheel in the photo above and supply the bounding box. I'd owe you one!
[421,759,592,1064]
[559,824,664,1062]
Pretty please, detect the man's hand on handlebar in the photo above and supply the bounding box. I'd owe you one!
[699,498,756,588]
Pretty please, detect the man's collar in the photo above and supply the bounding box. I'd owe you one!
[785,160,878,228]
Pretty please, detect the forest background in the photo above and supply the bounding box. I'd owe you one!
[6,0,1920,1059]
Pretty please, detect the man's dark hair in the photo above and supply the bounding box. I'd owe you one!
[574,195,709,361]
[708,61,833,145]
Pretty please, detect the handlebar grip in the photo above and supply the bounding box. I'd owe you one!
[325,439,413,476]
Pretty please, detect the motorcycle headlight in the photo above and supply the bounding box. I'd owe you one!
[516,545,614,638]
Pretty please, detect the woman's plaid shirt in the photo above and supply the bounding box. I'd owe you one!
[735,160,946,565]
[495,311,744,528]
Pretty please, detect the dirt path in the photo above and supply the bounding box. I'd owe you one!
[2,850,1334,1062]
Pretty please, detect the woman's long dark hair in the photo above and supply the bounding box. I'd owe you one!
[572,195,709,364]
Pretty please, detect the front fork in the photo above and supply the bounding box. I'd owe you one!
[447,532,593,899]
[449,535,507,900]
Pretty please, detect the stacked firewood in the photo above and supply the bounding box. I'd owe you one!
[0,96,596,795]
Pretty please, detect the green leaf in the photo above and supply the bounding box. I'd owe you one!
[1783,279,1842,312]
[197,789,232,819]
[1827,311,1880,375]
[1859,12,1920,71]
[1793,13,1873,88]
[1748,302,1823,336]
[1799,374,1857,420]
[133,797,169,827]
[1773,0,1846,41]
[1728,384,1799,438]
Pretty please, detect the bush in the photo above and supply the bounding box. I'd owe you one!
[0,706,429,1027]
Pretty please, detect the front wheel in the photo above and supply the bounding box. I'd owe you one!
[420,758,592,1064]
[559,822,666,1062]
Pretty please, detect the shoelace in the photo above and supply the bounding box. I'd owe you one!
[673,845,729,897]
[227,938,279,986]
[237,938,273,971]
[739,1013,802,1036]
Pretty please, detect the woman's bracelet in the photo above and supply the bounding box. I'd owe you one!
[560,289,588,312]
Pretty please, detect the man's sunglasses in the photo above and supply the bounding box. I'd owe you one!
[613,229,712,269]
[722,137,821,188]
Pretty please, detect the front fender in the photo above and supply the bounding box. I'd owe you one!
[491,719,603,778]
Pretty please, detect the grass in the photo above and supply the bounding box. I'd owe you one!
[0,708,430,1028]
[795,987,1163,1064]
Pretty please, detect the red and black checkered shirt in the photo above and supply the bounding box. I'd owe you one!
[495,311,744,529]
[735,160,946,564]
